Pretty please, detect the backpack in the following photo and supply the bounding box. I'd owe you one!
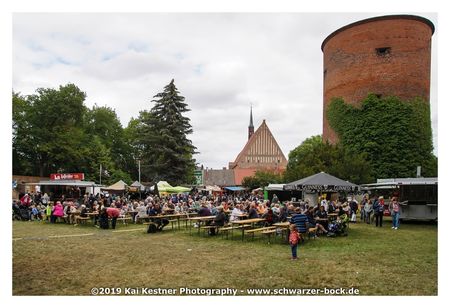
[289,231,300,245]
[147,223,158,233]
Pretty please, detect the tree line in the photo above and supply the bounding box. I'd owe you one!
[13,85,437,189]
[12,80,196,185]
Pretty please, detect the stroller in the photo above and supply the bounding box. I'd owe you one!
[327,214,349,237]
[13,203,30,221]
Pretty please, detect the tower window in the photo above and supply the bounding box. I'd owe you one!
[375,47,391,56]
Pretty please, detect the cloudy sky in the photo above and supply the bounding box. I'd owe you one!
[12,12,438,169]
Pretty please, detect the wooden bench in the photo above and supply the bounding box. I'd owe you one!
[199,225,217,236]
[244,226,277,240]
[136,216,150,224]
[244,226,276,234]
[262,229,277,243]
[308,227,318,239]
[217,225,252,239]
[117,216,132,226]
[75,216,90,225]
[168,219,178,230]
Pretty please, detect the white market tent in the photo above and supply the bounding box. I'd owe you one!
[130,181,146,191]
[202,185,223,192]
[102,180,128,191]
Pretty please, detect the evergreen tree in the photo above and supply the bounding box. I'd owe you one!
[139,79,196,185]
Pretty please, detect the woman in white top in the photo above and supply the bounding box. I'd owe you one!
[230,204,243,222]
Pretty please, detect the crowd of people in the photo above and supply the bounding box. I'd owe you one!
[12,191,401,233]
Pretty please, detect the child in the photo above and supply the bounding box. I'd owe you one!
[289,224,301,260]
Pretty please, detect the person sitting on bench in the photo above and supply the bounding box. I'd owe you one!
[209,206,226,236]
[148,203,169,231]
[290,207,308,237]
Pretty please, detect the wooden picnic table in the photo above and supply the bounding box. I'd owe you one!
[231,218,266,241]
[272,221,290,228]
[236,213,248,219]
[188,216,216,235]
[327,213,339,221]
[149,213,195,229]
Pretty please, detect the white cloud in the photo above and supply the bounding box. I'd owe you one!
[12,12,439,169]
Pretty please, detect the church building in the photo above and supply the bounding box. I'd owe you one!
[228,107,288,185]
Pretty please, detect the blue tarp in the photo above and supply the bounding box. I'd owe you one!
[224,186,246,191]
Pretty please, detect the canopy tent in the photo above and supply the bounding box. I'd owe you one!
[129,181,146,192]
[165,186,191,193]
[224,186,246,191]
[264,183,285,191]
[156,181,174,192]
[102,180,128,191]
[201,185,223,192]
[25,180,102,200]
[284,172,358,192]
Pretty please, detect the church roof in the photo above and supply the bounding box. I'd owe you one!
[231,119,287,168]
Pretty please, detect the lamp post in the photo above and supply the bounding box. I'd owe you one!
[138,159,141,199]
[99,164,102,186]
[138,160,141,183]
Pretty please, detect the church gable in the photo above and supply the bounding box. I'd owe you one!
[231,120,288,169]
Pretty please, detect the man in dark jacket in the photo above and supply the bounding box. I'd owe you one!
[248,203,259,219]
[148,203,169,231]
[210,206,226,235]
[198,203,212,217]
[372,197,384,227]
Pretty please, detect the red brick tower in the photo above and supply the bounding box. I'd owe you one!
[321,15,434,144]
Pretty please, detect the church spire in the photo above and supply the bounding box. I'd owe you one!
[248,104,254,140]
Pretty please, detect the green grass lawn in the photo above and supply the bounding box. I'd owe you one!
[12,218,437,295]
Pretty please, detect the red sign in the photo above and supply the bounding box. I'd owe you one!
[50,173,85,181]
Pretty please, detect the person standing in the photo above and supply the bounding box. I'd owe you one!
[349,197,358,223]
[364,199,373,224]
[373,197,384,227]
[45,202,53,222]
[51,201,64,223]
[106,205,121,229]
[289,224,301,260]
[389,197,401,230]
[41,193,49,207]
